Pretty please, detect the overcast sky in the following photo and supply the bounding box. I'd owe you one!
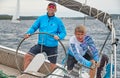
[0,0,120,17]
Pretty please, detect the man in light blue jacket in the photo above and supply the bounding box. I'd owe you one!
[24,2,66,71]
[67,25,99,78]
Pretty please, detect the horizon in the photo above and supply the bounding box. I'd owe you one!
[0,14,119,20]
[0,13,120,17]
[0,0,120,17]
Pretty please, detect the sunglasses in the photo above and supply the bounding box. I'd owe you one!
[48,5,56,9]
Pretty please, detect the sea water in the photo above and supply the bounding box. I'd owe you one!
[0,19,120,77]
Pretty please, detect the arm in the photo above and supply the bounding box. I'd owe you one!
[86,36,99,62]
[70,43,92,68]
[26,17,41,34]
[57,19,66,40]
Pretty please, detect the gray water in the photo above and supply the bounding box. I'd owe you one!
[0,19,120,77]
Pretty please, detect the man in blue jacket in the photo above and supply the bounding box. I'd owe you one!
[23,2,66,71]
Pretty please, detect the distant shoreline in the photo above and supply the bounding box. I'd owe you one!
[0,14,120,20]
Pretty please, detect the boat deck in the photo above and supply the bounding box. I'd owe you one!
[0,63,50,78]
[0,64,44,78]
[0,64,20,76]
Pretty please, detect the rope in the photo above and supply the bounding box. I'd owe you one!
[96,32,111,78]
[99,31,111,57]
[15,32,67,76]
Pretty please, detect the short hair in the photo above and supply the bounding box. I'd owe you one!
[75,25,86,34]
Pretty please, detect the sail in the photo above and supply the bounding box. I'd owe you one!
[47,0,113,31]
[11,0,20,23]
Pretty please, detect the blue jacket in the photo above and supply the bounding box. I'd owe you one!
[26,14,66,47]
[103,63,114,78]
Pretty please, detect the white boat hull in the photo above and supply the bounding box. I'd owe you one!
[0,45,90,78]
[0,45,66,77]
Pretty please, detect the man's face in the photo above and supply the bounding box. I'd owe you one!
[47,5,56,16]
[75,32,85,42]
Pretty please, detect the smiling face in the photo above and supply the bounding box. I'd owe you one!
[47,3,57,16]
[75,32,85,42]
[74,25,86,42]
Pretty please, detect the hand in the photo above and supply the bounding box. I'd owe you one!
[24,34,30,39]
[90,60,96,69]
[90,60,96,65]
[54,35,59,40]
[95,62,100,67]
[90,60,100,69]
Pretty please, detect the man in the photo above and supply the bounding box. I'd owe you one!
[67,25,99,78]
[23,2,66,71]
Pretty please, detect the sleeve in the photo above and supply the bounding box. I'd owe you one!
[69,38,92,68]
[57,19,66,40]
[86,36,99,62]
[26,17,41,34]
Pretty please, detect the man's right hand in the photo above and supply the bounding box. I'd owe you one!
[90,60,96,69]
[24,34,30,39]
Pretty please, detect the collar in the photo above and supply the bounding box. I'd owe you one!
[47,13,55,18]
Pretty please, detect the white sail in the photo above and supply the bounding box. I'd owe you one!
[11,0,20,23]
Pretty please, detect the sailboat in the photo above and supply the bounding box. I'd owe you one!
[11,0,20,23]
[47,0,118,78]
[0,0,118,78]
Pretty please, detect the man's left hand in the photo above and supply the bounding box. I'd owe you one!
[54,35,59,40]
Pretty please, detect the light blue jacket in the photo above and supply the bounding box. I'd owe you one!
[67,35,99,68]
[26,14,66,47]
